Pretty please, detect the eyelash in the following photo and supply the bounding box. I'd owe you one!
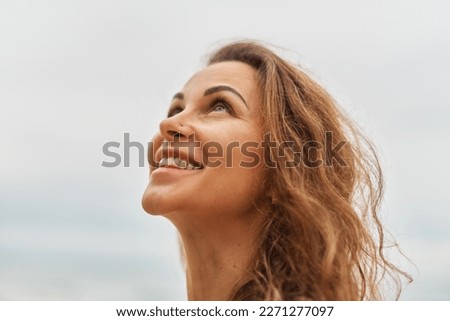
[209,97,233,114]
[167,107,182,118]
[167,97,234,118]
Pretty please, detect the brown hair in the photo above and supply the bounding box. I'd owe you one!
[208,41,411,300]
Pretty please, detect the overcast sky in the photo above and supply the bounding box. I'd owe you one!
[1,0,449,300]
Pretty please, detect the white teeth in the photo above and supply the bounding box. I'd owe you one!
[159,157,168,166]
[174,158,187,168]
[158,157,201,170]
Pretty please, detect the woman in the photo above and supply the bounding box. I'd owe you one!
[142,41,411,300]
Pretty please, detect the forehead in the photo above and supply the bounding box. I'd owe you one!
[182,61,260,100]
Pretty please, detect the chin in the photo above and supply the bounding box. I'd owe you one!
[141,187,165,215]
[142,185,192,217]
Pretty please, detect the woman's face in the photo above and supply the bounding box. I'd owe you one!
[142,61,266,224]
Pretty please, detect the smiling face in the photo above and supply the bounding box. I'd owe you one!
[142,61,266,226]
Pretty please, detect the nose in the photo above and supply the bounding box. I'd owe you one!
[159,113,194,142]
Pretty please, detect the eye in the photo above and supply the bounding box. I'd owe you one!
[167,106,183,118]
[210,98,233,114]
[213,104,229,112]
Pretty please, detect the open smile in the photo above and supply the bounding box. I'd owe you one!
[158,156,202,170]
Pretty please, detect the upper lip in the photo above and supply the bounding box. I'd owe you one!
[152,147,203,170]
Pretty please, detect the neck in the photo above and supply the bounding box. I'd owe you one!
[173,212,262,301]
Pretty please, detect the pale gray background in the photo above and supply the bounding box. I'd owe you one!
[1,0,449,300]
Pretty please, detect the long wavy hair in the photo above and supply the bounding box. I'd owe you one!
[208,41,411,300]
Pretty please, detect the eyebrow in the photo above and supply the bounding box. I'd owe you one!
[171,85,248,109]
[204,85,248,108]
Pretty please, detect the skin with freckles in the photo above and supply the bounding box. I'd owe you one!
[142,61,267,300]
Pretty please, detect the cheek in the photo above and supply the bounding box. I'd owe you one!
[204,140,266,211]
[190,167,265,218]
[206,129,266,210]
